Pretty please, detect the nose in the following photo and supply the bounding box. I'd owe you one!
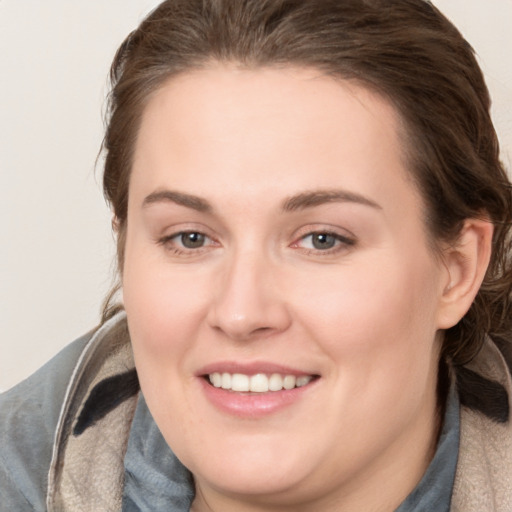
[206,250,291,341]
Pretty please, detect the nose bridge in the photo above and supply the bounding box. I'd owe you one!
[207,245,289,340]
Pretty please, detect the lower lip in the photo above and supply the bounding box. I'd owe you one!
[199,378,317,418]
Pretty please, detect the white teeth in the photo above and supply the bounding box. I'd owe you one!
[250,374,269,392]
[268,373,283,391]
[231,373,250,392]
[283,375,296,390]
[296,376,313,387]
[210,372,222,388]
[208,372,314,392]
[221,373,231,389]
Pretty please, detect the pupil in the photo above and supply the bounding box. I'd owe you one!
[182,232,205,248]
[313,233,335,250]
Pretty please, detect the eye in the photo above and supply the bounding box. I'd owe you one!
[293,231,355,254]
[305,233,339,250]
[178,232,207,249]
[159,230,217,254]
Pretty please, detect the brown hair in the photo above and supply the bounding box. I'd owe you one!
[101,0,512,365]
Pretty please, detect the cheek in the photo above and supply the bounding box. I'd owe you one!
[293,251,442,373]
[292,254,443,441]
[122,258,207,433]
[123,238,210,348]
[121,243,211,415]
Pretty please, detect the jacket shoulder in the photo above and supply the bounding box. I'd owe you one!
[0,332,94,510]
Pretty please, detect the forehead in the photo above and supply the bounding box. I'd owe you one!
[130,64,417,213]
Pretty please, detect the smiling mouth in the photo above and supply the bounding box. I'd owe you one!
[206,372,319,393]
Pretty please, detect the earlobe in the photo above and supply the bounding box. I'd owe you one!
[112,215,120,233]
[436,218,494,329]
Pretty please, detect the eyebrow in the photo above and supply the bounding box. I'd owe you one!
[142,190,212,213]
[282,190,382,211]
[142,188,381,213]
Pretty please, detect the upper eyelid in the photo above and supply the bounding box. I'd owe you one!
[157,223,217,240]
[293,232,355,248]
[291,224,356,242]
[162,230,216,244]
[301,232,354,242]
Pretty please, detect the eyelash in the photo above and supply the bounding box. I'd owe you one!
[158,229,356,257]
[158,231,218,255]
[291,231,356,255]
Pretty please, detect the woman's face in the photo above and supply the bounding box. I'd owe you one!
[123,65,450,510]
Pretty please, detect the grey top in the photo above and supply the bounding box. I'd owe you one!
[395,386,460,511]
[0,332,459,511]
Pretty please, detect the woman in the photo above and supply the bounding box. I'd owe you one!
[2,1,512,510]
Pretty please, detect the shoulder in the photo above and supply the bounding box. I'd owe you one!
[0,331,93,510]
[453,335,512,512]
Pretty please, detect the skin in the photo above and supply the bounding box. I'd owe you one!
[122,64,489,511]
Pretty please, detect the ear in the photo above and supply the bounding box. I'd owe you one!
[112,215,120,233]
[436,218,494,329]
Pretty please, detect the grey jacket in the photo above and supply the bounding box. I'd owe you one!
[1,312,512,511]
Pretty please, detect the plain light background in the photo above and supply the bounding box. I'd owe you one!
[1,1,511,392]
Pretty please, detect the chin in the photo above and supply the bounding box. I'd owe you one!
[178,433,316,498]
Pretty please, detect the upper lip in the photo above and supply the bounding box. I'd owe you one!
[196,361,319,377]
